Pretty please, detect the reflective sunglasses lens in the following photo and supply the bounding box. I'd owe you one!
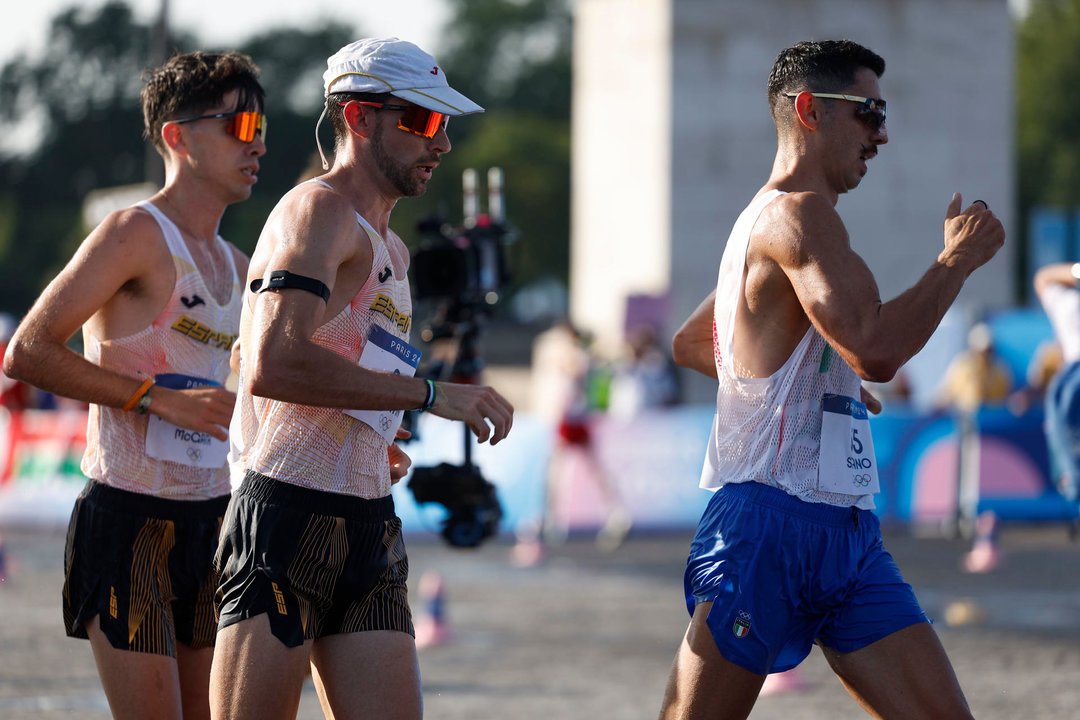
[397,106,448,138]
[856,108,885,132]
[227,111,265,142]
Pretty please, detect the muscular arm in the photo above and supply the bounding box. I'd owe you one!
[245,187,513,443]
[4,210,159,404]
[767,191,1004,382]
[2,208,235,439]
[244,187,422,408]
[672,291,718,379]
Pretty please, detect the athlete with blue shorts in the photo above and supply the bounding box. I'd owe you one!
[658,40,1005,719]
[1034,262,1080,507]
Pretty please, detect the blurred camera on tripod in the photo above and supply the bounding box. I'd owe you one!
[408,462,503,548]
[410,167,514,309]
[405,168,513,549]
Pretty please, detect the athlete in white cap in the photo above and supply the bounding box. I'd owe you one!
[209,38,512,720]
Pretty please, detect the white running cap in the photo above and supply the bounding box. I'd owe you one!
[322,37,484,116]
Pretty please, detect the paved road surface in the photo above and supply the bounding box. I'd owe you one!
[1,522,1078,719]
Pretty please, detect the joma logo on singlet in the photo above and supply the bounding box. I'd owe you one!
[370,294,411,334]
[271,582,288,615]
[171,315,236,350]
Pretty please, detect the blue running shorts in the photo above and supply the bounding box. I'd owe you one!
[683,481,929,675]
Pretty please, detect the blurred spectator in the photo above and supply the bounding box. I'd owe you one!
[936,322,1014,538]
[936,322,1014,414]
[1034,262,1080,504]
[1008,338,1063,416]
[608,323,679,419]
[526,320,631,553]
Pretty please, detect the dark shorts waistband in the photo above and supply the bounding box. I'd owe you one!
[718,481,874,528]
[238,470,396,521]
[81,479,230,520]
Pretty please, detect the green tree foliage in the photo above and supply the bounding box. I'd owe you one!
[0,2,178,313]
[438,0,572,120]
[391,0,573,294]
[228,24,356,253]
[1017,0,1080,212]
[0,0,573,319]
[1017,0,1080,298]
[0,3,352,317]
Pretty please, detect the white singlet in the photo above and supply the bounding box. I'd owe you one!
[229,181,413,499]
[81,201,242,499]
[699,189,876,510]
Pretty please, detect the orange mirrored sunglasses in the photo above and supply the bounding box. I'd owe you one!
[171,109,267,143]
[345,101,449,139]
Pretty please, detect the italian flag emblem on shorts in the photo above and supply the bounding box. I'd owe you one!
[733,617,751,638]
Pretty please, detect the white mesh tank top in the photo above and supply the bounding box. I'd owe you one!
[81,201,242,499]
[700,189,875,509]
[230,182,413,498]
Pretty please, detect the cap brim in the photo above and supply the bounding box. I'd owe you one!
[391,87,484,116]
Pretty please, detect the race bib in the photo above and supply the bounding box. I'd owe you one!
[145,374,230,469]
[343,325,422,444]
[818,393,880,495]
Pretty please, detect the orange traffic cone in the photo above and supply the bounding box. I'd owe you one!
[511,519,547,568]
[962,511,1002,574]
[413,571,451,648]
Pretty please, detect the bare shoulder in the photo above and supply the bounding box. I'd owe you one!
[263,182,364,259]
[94,204,166,249]
[274,182,356,231]
[74,204,170,275]
[752,191,849,265]
[15,205,172,342]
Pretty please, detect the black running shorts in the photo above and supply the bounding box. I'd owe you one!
[63,479,230,656]
[215,470,413,647]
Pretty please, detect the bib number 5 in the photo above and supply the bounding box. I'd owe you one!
[818,394,879,495]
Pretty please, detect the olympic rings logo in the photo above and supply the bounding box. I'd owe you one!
[852,474,872,487]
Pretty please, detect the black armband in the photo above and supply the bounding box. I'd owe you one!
[249,270,331,303]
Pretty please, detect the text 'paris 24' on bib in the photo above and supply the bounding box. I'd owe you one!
[343,325,422,444]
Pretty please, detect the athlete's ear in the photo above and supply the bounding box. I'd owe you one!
[342,101,377,140]
[793,92,822,131]
[161,122,186,154]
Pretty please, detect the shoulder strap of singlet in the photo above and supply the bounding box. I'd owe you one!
[137,200,192,264]
[717,189,788,363]
[138,200,241,291]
